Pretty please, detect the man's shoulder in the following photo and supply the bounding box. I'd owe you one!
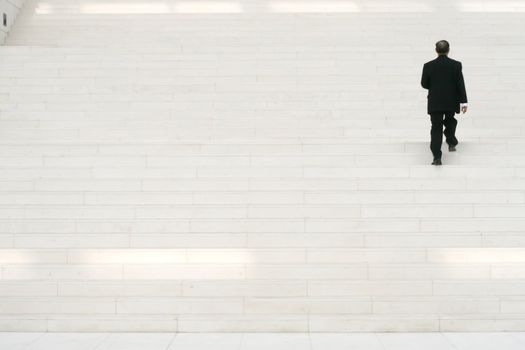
[424,57,444,66]
[423,60,434,70]
[426,56,462,64]
[447,57,463,66]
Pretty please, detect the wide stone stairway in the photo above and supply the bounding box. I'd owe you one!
[1,0,525,332]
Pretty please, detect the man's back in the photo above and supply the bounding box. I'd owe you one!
[421,55,468,114]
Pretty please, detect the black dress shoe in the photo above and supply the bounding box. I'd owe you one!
[448,144,456,152]
[432,158,442,165]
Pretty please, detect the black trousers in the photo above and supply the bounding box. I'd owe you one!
[429,111,458,159]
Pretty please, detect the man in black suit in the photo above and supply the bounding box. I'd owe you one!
[421,40,468,165]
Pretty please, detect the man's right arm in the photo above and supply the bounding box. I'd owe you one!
[457,62,468,113]
[457,62,467,103]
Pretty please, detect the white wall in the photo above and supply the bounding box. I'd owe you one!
[1,0,525,332]
[0,0,24,44]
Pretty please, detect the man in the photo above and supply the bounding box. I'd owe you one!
[421,40,468,166]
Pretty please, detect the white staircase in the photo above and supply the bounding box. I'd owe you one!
[1,0,525,332]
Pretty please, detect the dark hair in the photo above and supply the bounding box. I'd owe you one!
[436,40,450,54]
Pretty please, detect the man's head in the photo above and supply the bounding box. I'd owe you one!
[435,40,450,55]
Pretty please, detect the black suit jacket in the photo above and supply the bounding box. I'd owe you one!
[421,55,468,114]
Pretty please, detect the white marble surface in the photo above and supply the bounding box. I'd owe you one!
[1,0,525,333]
[3,332,525,350]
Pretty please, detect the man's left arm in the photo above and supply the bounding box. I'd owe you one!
[421,64,430,89]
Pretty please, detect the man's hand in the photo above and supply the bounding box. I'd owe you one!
[461,105,468,114]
